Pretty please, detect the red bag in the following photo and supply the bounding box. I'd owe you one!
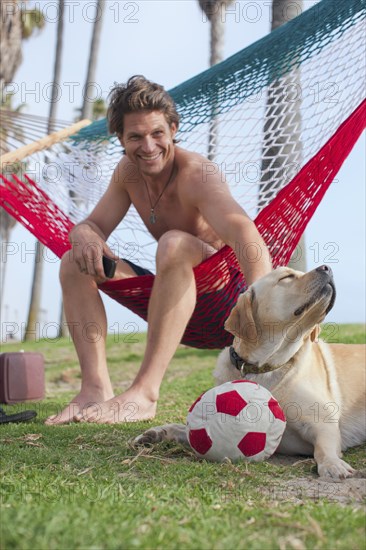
[0,352,45,404]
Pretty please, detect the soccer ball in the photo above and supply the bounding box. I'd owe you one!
[186,380,286,462]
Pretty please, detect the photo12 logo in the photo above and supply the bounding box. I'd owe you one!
[200,1,305,24]
[2,1,140,25]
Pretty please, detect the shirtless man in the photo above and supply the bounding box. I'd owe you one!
[46,75,272,425]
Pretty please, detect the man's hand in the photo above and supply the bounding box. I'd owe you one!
[69,221,119,282]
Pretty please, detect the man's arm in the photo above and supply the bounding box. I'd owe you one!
[69,159,132,280]
[185,162,272,285]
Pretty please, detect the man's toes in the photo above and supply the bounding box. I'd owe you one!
[80,403,103,422]
[73,412,86,422]
[91,418,102,424]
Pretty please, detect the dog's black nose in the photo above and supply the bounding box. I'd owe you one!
[316,265,333,277]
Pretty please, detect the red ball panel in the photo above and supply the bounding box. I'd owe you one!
[188,428,213,455]
[216,390,248,416]
[268,397,286,422]
[188,391,205,413]
[232,380,257,385]
[238,432,266,456]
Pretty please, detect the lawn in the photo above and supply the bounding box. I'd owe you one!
[1,325,365,550]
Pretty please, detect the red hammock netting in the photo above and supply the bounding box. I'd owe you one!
[1,99,365,348]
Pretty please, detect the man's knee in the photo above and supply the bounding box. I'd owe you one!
[156,230,203,269]
[59,250,78,284]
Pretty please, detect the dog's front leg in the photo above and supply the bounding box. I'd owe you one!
[312,424,355,480]
[133,424,189,448]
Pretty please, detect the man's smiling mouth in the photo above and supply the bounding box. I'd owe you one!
[139,152,162,161]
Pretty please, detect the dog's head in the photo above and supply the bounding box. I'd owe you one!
[225,265,336,366]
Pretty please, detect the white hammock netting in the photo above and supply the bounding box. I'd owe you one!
[1,0,364,271]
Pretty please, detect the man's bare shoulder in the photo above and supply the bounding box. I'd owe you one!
[175,147,216,184]
[175,146,228,201]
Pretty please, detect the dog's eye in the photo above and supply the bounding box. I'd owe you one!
[279,274,295,282]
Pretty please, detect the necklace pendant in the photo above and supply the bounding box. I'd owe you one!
[150,209,157,224]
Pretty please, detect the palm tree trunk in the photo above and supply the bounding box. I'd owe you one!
[208,10,224,160]
[81,0,105,120]
[0,208,17,304]
[25,0,65,341]
[199,1,234,161]
[56,0,105,338]
[24,240,44,341]
[0,1,22,97]
[260,0,306,271]
[0,3,22,285]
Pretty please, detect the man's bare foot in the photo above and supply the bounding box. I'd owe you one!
[45,387,114,425]
[74,386,157,424]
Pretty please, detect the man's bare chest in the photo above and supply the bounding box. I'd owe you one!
[126,181,200,239]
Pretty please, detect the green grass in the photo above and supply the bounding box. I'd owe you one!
[1,325,365,549]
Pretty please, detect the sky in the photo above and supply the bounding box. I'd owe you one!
[1,0,365,342]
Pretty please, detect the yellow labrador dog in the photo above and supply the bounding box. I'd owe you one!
[135,266,365,480]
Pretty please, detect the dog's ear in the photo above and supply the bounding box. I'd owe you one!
[310,324,321,342]
[224,304,241,336]
[224,290,258,343]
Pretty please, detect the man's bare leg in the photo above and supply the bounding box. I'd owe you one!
[78,230,213,423]
[45,251,136,425]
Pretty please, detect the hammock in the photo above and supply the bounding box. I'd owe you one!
[1,0,365,349]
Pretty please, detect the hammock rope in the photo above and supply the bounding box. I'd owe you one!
[1,97,364,347]
[0,110,80,157]
[1,0,365,348]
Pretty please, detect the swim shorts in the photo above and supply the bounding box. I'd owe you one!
[122,258,153,276]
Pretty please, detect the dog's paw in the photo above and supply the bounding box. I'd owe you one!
[133,427,167,447]
[318,458,356,480]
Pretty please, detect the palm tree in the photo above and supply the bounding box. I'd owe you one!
[0,93,27,304]
[57,97,107,338]
[0,1,45,96]
[58,1,105,338]
[81,0,105,120]
[259,0,306,270]
[0,1,45,314]
[198,1,234,160]
[24,0,65,341]
[0,209,16,305]
[74,98,107,122]
[90,98,107,120]
[0,92,26,153]
[0,2,22,97]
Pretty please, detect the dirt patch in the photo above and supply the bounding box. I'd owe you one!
[265,455,366,506]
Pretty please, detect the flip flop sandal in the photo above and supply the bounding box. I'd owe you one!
[0,406,37,424]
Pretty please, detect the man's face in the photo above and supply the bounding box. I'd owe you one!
[120,110,177,176]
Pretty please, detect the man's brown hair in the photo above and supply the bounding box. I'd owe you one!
[107,75,180,136]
